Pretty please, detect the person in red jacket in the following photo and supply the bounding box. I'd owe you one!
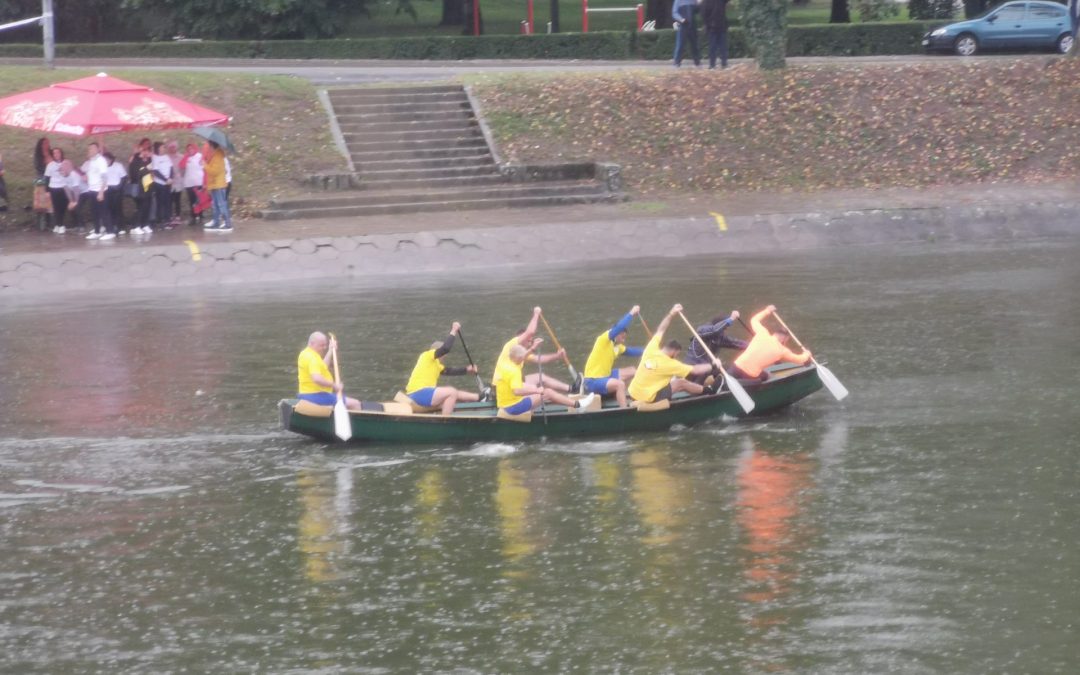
[730,305,811,382]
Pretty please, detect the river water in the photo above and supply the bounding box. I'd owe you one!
[1,240,1077,673]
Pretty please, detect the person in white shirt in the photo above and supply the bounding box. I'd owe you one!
[82,142,112,240]
[43,147,69,233]
[166,140,184,226]
[65,161,90,231]
[150,141,174,229]
[180,142,205,226]
[102,151,128,234]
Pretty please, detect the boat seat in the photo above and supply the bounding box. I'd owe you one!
[293,400,333,417]
[631,398,671,412]
[496,408,533,423]
[393,391,439,414]
[380,401,414,416]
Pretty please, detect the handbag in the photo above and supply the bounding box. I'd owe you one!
[192,186,212,214]
[33,182,52,214]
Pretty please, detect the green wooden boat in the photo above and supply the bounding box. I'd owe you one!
[279,362,825,445]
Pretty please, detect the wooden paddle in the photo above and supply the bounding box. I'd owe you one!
[677,312,756,414]
[771,312,849,401]
[538,314,580,385]
[328,333,353,441]
[639,314,654,339]
[534,343,549,426]
[456,327,489,399]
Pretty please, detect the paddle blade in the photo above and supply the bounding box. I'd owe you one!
[815,362,849,401]
[724,373,756,414]
[333,396,353,441]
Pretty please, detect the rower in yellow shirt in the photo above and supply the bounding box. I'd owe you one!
[627,304,714,404]
[297,331,361,410]
[730,305,811,382]
[495,343,596,416]
[404,321,481,415]
[582,304,646,407]
[490,306,573,396]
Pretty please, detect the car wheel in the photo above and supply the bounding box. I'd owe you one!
[1056,33,1074,55]
[954,34,978,57]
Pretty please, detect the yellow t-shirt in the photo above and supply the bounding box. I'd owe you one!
[494,360,526,409]
[583,331,627,379]
[491,336,526,386]
[297,346,333,394]
[627,335,693,402]
[406,349,445,393]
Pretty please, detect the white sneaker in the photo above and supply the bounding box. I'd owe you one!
[57,226,66,234]
[576,393,597,410]
[99,233,116,241]
[118,230,127,236]
[52,226,59,233]
[85,232,100,240]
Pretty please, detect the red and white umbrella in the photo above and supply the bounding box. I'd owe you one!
[0,72,230,137]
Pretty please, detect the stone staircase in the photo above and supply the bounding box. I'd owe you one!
[261,84,624,220]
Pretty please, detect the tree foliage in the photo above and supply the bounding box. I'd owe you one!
[741,0,787,69]
[120,0,370,40]
[854,0,899,22]
[907,0,955,20]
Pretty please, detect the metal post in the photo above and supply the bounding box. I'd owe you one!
[528,0,534,34]
[42,0,55,69]
[636,3,644,31]
[582,0,589,32]
[472,0,481,36]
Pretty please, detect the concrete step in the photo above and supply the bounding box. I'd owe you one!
[345,137,488,153]
[269,182,606,210]
[358,165,499,182]
[343,128,485,143]
[329,85,465,100]
[353,155,496,172]
[360,174,509,190]
[350,146,493,162]
[334,109,476,124]
[264,189,620,220]
[331,101,470,116]
[338,119,478,135]
[329,93,470,107]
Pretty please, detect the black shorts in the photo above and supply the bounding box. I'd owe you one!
[653,384,673,402]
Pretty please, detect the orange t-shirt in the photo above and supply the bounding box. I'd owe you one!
[733,309,810,377]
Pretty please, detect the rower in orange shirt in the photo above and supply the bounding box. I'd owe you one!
[730,305,811,382]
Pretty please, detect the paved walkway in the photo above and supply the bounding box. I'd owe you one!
[2,179,1075,256]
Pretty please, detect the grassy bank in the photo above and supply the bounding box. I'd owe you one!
[0,69,338,228]
[473,58,1080,195]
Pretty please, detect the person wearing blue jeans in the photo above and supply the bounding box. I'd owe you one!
[672,0,702,67]
[210,187,232,232]
[702,0,729,69]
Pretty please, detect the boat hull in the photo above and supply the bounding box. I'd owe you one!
[280,364,824,445]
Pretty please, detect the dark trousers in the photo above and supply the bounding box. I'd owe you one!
[707,28,728,68]
[152,183,171,224]
[48,187,69,226]
[90,194,113,234]
[135,194,152,228]
[184,187,203,222]
[673,10,701,66]
[107,186,124,230]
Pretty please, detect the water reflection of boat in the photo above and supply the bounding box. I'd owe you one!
[280,363,823,445]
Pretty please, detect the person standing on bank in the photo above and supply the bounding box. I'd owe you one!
[43,147,69,234]
[702,0,729,69]
[672,0,702,68]
[82,142,112,240]
[203,141,233,233]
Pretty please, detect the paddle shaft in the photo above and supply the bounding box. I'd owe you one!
[538,314,579,379]
[639,315,653,339]
[455,328,487,394]
[329,333,343,399]
[534,345,548,424]
[677,311,755,413]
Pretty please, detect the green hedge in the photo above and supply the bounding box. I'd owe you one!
[0,22,944,62]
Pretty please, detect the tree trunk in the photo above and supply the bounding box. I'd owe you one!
[441,0,465,26]
[829,0,850,23]
[646,0,673,30]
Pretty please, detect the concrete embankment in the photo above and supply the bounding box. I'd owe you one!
[2,183,1078,295]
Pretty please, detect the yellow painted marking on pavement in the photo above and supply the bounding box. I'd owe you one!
[184,240,202,262]
[710,211,728,232]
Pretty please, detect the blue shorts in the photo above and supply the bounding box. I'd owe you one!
[582,369,620,395]
[407,387,436,407]
[502,398,534,415]
[298,392,337,406]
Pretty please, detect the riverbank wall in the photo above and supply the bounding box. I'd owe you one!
[2,195,1078,296]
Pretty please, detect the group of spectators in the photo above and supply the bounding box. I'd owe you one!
[31,134,233,240]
